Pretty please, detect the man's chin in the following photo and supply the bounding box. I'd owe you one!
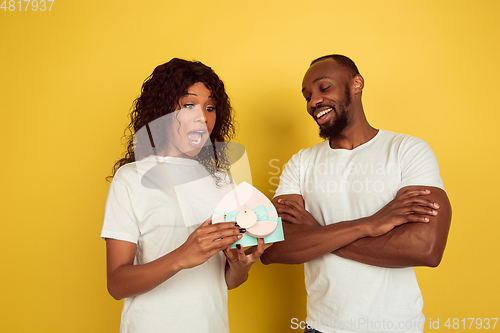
[319,123,346,140]
[319,128,339,140]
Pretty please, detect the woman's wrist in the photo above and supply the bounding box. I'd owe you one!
[167,247,187,272]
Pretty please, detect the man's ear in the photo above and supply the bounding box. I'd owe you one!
[352,74,364,94]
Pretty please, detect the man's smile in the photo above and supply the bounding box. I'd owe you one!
[313,107,334,125]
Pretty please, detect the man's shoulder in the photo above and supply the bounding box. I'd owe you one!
[286,140,329,162]
[378,129,430,149]
[298,140,329,154]
[379,129,422,141]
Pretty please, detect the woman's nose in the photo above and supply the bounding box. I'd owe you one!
[193,105,208,123]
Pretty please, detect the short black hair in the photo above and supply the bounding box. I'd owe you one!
[311,54,360,77]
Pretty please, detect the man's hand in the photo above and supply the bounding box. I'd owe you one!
[261,187,450,267]
[334,186,451,268]
[274,198,321,227]
[365,188,437,237]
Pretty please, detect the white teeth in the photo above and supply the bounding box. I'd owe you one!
[187,131,204,144]
[316,108,332,119]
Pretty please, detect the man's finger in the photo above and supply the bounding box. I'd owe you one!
[398,189,431,199]
[401,197,440,209]
[276,205,300,218]
[277,198,305,211]
[403,214,431,223]
[402,205,438,216]
[280,215,301,224]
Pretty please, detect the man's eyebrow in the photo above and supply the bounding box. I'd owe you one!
[314,76,332,83]
[301,76,332,92]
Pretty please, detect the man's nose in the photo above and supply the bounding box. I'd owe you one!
[309,92,324,109]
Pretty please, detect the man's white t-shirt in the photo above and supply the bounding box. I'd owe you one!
[275,130,444,333]
[101,156,233,333]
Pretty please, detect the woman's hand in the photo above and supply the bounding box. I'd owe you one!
[105,218,244,300]
[224,238,273,289]
[176,218,245,270]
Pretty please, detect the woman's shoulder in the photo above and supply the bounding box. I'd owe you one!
[112,159,156,185]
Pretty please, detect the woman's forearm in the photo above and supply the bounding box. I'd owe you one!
[107,248,184,300]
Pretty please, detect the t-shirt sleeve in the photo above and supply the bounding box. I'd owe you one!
[101,178,140,243]
[399,137,445,191]
[274,151,303,198]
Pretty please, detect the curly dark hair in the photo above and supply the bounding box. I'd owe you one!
[109,58,235,184]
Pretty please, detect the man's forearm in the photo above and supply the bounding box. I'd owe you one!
[260,219,369,265]
[334,187,452,268]
[264,187,451,267]
[333,223,437,267]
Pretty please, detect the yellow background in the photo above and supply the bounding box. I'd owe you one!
[1,0,499,332]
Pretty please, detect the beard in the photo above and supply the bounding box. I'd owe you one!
[317,85,351,140]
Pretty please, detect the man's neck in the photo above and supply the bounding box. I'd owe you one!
[329,120,378,150]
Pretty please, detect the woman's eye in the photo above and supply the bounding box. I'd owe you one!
[184,104,196,109]
[206,106,215,112]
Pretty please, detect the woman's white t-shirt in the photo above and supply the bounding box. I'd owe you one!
[101,156,233,333]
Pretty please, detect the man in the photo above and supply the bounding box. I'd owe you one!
[260,55,451,333]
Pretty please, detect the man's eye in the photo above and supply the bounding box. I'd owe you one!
[304,96,311,102]
[320,86,330,92]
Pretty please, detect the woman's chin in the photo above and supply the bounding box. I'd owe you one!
[183,146,205,158]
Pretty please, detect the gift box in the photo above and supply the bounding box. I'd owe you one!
[213,182,284,248]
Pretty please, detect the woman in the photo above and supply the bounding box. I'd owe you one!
[102,58,267,332]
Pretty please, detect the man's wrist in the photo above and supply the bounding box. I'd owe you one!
[347,217,370,238]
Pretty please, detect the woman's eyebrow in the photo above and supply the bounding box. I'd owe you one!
[185,93,213,99]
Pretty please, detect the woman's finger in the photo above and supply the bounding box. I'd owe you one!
[201,217,212,227]
[235,244,246,262]
[223,248,237,262]
[204,234,242,252]
[201,221,242,235]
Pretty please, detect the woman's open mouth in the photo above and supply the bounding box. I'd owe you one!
[187,129,208,148]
